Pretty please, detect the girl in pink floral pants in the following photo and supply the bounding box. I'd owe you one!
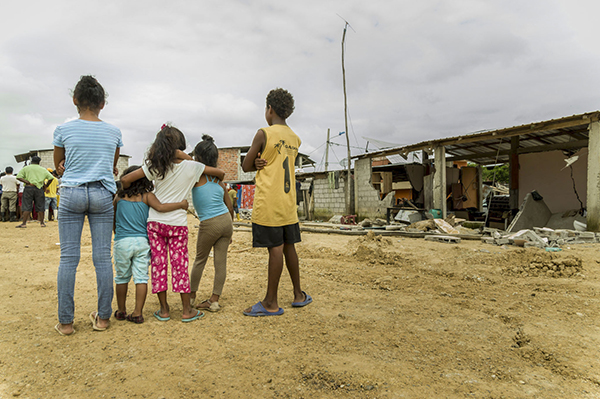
[120,125,225,322]
[147,222,190,293]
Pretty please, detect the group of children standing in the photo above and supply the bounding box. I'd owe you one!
[54,75,311,336]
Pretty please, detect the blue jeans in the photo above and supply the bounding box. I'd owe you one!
[57,182,114,324]
[45,196,58,211]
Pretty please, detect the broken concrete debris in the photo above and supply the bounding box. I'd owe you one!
[425,235,462,244]
[482,227,599,248]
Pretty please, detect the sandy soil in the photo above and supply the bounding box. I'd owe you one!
[1,215,600,398]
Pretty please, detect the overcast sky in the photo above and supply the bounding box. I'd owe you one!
[2,0,600,174]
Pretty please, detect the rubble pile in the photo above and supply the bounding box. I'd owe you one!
[504,253,583,278]
[482,227,598,248]
[238,208,252,220]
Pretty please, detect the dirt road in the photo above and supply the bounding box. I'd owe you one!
[1,216,599,398]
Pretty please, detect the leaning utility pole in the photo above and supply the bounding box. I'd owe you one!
[341,21,352,215]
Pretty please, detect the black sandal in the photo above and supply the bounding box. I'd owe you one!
[114,310,126,320]
[126,314,144,324]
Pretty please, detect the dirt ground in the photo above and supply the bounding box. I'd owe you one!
[1,216,600,398]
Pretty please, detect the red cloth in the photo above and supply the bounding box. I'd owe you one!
[241,185,255,209]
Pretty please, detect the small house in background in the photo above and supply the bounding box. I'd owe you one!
[217,146,315,184]
[216,146,315,210]
[14,149,131,176]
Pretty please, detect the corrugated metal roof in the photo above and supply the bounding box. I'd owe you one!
[354,111,599,165]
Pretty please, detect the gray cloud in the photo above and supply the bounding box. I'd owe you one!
[1,0,600,172]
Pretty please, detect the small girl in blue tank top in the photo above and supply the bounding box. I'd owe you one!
[189,135,234,312]
[113,165,188,323]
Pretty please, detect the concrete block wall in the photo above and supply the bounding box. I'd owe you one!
[354,158,394,219]
[115,157,131,178]
[36,150,55,171]
[313,176,347,217]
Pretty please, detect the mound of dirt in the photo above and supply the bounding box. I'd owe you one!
[349,232,401,265]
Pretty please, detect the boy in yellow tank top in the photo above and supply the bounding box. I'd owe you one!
[242,88,312,316]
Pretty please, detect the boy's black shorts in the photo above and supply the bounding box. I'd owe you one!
[252,223,301,248]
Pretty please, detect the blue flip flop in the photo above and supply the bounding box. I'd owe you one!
[182,309,204,323]
[243,301,284,317]
[292,291,313,307]
[153,310,170,322]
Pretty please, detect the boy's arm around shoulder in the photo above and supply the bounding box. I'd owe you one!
[145,193,188,213]
[120,167,146,189]
[242,129,266,172]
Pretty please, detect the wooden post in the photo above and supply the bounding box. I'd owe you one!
[341,23,352,215]
[509,136,520,210]
[587,121,600,231]
[433,145,447,218]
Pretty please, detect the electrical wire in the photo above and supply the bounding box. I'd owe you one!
[329,141,364,151]
[347,107,360,148]
[305,141,327,155]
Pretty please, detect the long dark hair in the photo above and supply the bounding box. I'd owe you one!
[117,165,154,198]
[193,134,218,167]
[73,75,106,112]
[145,124,186,180]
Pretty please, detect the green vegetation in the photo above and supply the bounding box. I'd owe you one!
[482,163,509,184]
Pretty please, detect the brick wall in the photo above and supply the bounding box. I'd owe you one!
[218,148,240,181]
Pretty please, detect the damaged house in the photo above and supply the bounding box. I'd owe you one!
[350,111,600,232]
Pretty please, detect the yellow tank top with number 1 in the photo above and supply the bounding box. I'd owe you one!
[252,124,301,227]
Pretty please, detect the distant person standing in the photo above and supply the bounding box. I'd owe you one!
[16,156,54,228]
[44,169,60,222]
[228,184,239,220]
[0,168,19,221]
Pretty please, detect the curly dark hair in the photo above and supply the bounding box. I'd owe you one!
[73,75,106,111]
[266,88,295,120]
[193,134,219,167]
[117,165,154,198]
[145,124,186,180]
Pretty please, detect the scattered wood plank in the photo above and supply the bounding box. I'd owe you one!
[433,219,459,234]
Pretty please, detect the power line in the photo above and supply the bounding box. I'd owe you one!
[329,141,364,151]
[347,106,360,148]
[305,141,327,155]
